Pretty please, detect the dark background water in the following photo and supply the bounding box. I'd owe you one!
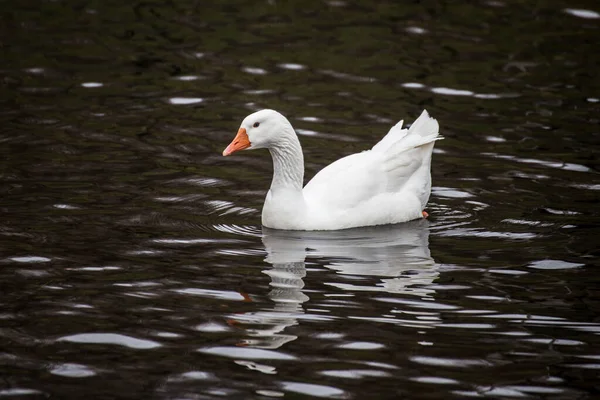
[1,0,599,399]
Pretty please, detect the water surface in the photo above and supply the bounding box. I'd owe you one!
[1,0,599,399]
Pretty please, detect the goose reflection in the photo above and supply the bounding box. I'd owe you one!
[231,219,436,349]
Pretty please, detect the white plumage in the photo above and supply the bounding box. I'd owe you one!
[223,109,442,230]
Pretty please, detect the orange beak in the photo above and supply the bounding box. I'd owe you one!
[223,127,251,156]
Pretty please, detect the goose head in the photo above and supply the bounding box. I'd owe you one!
[223,109,291,156]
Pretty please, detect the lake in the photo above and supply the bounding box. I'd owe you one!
[1,0,599,398]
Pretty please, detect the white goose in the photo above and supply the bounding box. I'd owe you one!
[223,109,442,230]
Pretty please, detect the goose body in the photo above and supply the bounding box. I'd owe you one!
[223,109,441,230]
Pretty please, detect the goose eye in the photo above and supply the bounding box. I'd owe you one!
[253,122,260,128]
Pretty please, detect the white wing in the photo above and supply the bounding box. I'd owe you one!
[302,110,441,212]
[303,151,386,210]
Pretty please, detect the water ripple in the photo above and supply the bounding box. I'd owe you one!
[482,152,591,172]
[50,363,96,378]
[527,259,585,269]
[168,97,203,105]
[212,224,262,237]
[8,256,51,263]
[280,381,345,398]
[174,288,250,301]
[564,8,600,19]
[0,388,44,396]
[410,356,493,368]
[321,369,391,379]
[57,333,161,349]
[198,346,296,360]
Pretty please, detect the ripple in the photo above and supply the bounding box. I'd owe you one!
[204,199,235,213]
[153,238,246,245]
[401,82,426,89]
[53,203,80,210]
[562,363,600,369]
[474,93,518,99]
[198,346,296,360]
[50,363,96,378]
[362,361,398,369]
[576,355,600,360]
[483,313,563,320]
[437,228,537,240]
[467,295,509,302]
[154,194,208,203]
[281,381,345,398]
[296,128,358,142]
[256,389,285,397]
[81,82,103,88]
[114,281,160,288]
[431,87,473,96]
[451,390,484,397]
[168,97,203,105]
[216,248,265,257]
[297,116,322,123]
[527,259,584,270]
[175,371,214,380]
[523,338,585,346]
[278,63,306,70]
[476,387,528,397]
[401,82,518,99]
[432,187,474,199]
[313,332,345,340]
[374,297,458,310]
[571,183,600,190]
[25,67,45,74]
[320,369,391,379]
[67,265,121,272]
[242,66,268,75]
[153,331,182,338]
[57,333,161,349]
[436,323,495,329]
[124,249,164,256]
[9,256,51,263]
[564,8,600,19]
[506,385,564,394]
[166,176,229,187]
[541,207,580,215]
[349,316,435,328]
[320,69,375,83]
[482,152,590,172]
[406,26,427,34]
[235,360,277,374]
[173,75,200,81]
[194,322,231,332]
[174,288,249,301]
[244,89,275,95]
[411,376,460,385]
[212,224,262,237]
[491,331,531,337]
[502,219,552,227]
[337,341,384,350]
[411,356,492,368]
[0,388,43,396]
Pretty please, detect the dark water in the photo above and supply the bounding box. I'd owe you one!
[1,0,599,398]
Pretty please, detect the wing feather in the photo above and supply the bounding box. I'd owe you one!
[303,151,385,210]
[302,110,442,212]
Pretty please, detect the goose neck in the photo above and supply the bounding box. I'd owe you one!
[269,135,304,193]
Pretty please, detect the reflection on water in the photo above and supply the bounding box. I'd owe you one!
[230,220,435,349]
[266,219,436,296]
